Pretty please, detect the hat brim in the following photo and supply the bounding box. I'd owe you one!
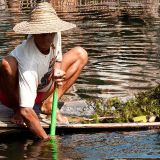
[13,20,76,34]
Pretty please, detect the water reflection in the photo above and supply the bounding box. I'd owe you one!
[61,130,160,159]
[0,134,85,160]
[1,130,160,159]
[0,139,56,160]
[0,0,160,99]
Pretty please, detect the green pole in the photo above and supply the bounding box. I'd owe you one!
[50,87,58,136]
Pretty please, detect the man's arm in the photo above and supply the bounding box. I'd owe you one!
[54,61,66,85]
[19,107,50,140]
[40,61,65,103]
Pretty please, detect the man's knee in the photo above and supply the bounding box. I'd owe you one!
[74,46,88,64]
[1,56,18,76]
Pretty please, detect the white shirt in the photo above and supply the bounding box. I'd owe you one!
[10,32,62,107]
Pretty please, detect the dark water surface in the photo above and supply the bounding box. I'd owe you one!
[0,130,160,159]
[0,0,160,159]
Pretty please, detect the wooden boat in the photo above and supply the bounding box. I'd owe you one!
[1,100,160,135]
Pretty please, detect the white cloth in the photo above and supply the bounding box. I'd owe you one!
[10,32,62,107]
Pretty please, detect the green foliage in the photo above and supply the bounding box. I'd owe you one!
[89,84,160,123]
[90,113,100,123]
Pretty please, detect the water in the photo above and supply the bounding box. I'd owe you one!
[0,0,160,100]
[0,0,160,159]
[0,130,160,159]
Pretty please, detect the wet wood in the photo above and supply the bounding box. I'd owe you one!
[1,102,160,132]
[57,122,160,129]
[0,101,89,129]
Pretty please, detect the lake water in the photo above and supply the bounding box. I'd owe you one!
[0,130,160,159]
[0,0,160,159]
[0,0,160,100]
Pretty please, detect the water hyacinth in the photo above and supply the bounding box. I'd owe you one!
[88,84,160,123]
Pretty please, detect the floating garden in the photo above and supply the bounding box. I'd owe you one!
[85,84,160,123]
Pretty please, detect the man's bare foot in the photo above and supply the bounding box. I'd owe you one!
[56,109,69,124]
[41,105,69,124]
[43,109,69,124]
[11,110,25,126]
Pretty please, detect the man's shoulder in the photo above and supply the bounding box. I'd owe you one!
[10,37,36,62]
[17,36,34,49]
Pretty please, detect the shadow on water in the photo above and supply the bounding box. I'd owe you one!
[0,131,57,160]
[0,129,86,160]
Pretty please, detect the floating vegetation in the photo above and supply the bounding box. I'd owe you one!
[88,84,160,123]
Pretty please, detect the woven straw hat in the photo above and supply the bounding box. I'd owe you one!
[13,2,76,34]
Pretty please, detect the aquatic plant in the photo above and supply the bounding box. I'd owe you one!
[89,84,160,123]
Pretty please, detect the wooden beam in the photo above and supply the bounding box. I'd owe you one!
[1,103,160,132]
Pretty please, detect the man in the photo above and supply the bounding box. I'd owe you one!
[0,2,88,140]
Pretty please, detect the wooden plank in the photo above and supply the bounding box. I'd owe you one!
[57,122,160,129]
[1,103,160,132]
[0,100,91,128]
[1,122,160,130]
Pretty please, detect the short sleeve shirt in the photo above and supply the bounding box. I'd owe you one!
[10,32,62,107]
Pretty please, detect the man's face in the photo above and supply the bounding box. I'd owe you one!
[34,33,55,52]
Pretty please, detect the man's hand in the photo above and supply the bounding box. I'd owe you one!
[19,107,49,140]
[54,68,66,86]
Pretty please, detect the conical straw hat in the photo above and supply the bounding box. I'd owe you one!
[13,2,76,34]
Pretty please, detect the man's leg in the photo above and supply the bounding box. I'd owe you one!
[0,56,24,124]
[40,47,88,122]
[0,56,19,108]
[58,47,88,99]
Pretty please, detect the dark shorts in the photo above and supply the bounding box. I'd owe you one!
[0,91,44,107]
